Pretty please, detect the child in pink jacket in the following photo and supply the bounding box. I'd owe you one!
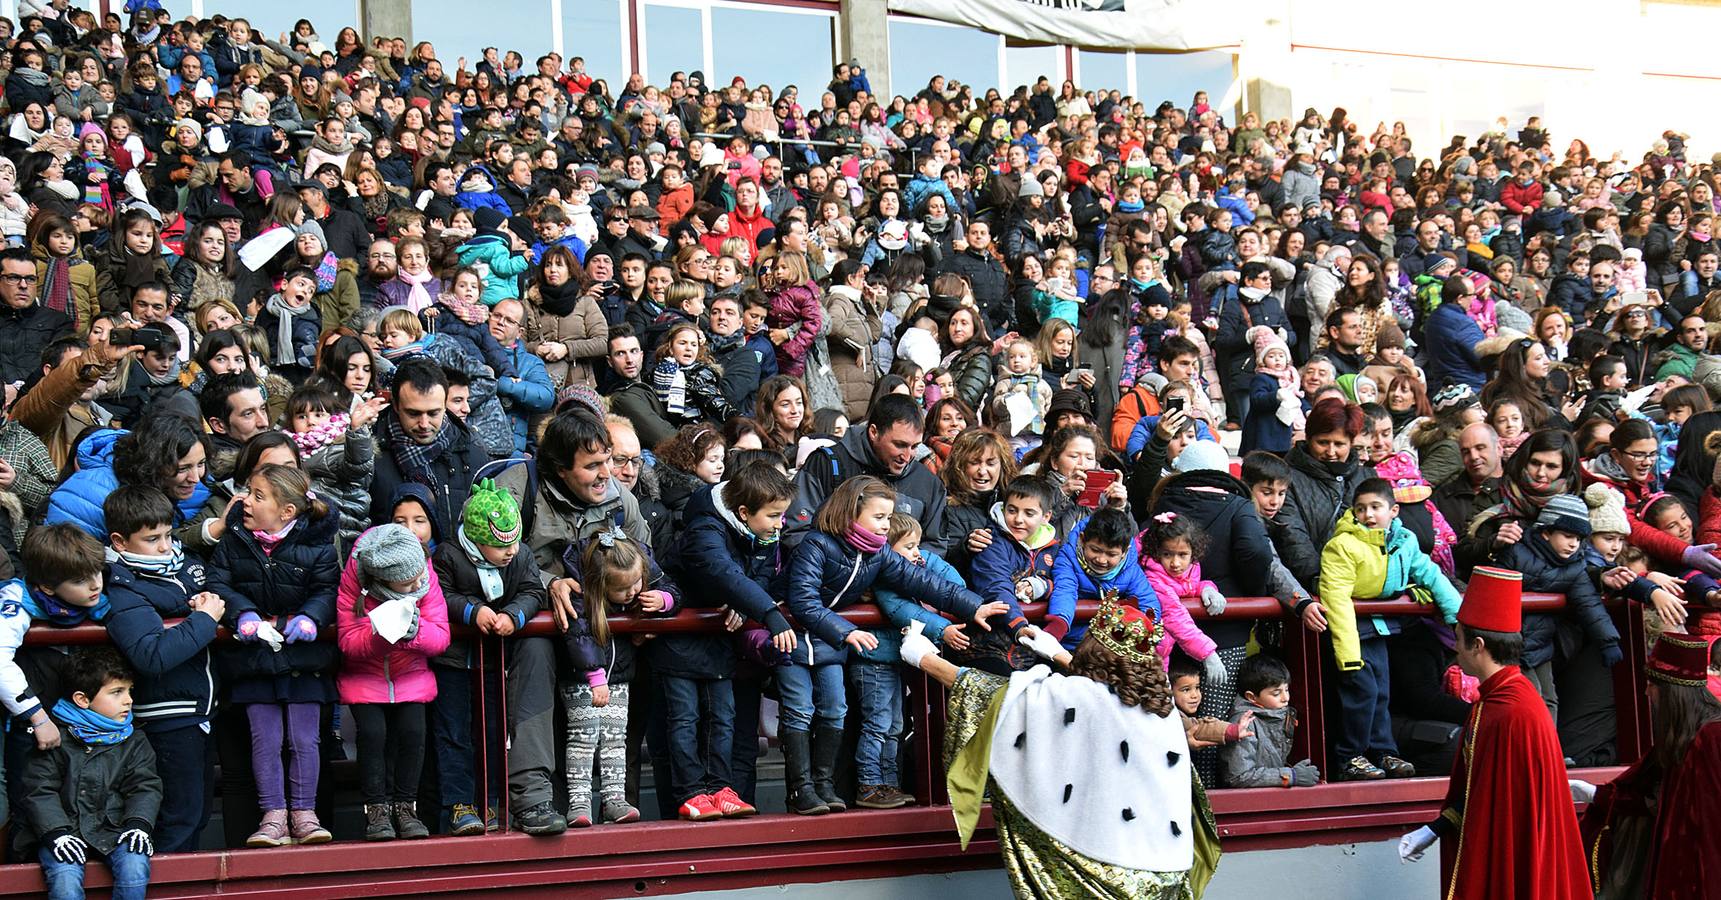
[763,264,824,377]
[1136,512,1222,673]
[337,524,451,841]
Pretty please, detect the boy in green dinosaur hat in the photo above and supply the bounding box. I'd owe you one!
[430,478,565,835]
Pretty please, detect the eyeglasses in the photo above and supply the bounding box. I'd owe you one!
[1618,449,1658,462]
[611,455,642,470]
[0,273,39,285]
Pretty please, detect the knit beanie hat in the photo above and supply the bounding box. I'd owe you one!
[1018,176,1045,198]
[354,524,428,583]
[1583,483,1630,536]
[1535,493,1592,538]
[1172,439,1229,473]
[1248,324,1290,369]
[1375,319,1407,351]
[473,207,508,235]
[1432,383,1477,414]
[462,479,522,548]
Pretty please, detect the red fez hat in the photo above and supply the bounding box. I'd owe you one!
[1459,567,1522,633]
[1647,633,1710,687]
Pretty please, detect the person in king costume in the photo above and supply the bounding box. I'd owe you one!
[897,593,1222,899]
[1397,565,1589,899]
[1577,631,1721,899]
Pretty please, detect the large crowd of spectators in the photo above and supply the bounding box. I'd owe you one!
[0,1,1719,896]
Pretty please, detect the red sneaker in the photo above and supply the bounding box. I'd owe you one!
[711,786,757,818]
[678,793,722,821]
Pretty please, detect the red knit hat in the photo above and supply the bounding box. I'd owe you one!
[1647,633,1711,687]
[1459,567,1523,634]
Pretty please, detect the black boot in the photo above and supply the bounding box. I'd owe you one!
[811,726,848,813]
[782,729,828,815]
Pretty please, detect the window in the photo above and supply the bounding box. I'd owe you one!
[409,0,553,71]
[888,18,998,98]
[711,6,833,101]
[564,0,627,84]
[1078,49,1131,98]
[1135,50,1234,111]
[642,3,704,88]
[243,1,360,46]
[1003,44,1062,93]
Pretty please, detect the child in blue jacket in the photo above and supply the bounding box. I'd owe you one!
[784,476,1001,816]
[966,474,1059,663]
[1044,507,1155,650]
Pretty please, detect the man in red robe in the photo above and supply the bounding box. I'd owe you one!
[1396,567,1589,899]
[1579,632,1721,899]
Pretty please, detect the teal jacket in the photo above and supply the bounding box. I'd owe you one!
[455,233,530,305]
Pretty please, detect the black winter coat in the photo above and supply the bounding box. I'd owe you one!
[1494,532,1617,668]
[209,507,342,703]
[659,482,782,679]
[431,537,546,669]
[370,416,491,540]
[786,530,982,666]
[942,248,1009,333]
[0,302,71,384]
[103,559,220,728]
[938,490,999,576]
[19,729,161,854]
[1277,443,1374,590]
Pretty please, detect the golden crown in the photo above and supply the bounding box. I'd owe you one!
[1089,591,1161,663]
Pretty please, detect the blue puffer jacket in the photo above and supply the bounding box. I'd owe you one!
[786,531,983,666]
[45,430,212,539]
[1045,514,1164,650]
[1423,301,1486,390]
[207,505,342,704]
[497,341,556,454]
[103,557,220,729]
[1497,531,1617,668]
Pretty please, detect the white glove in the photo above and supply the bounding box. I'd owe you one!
[118,828,154,856]
[1017,627,1066,661]
[1569,779,1597,805]
[1398,826,1437,863]
[1202,653,1228,687]
[898,622,939,668]
[1199,584,1227,616]
[50,834,88,865]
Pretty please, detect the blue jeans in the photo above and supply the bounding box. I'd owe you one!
[848,661,903,785]
[430,664,503,811]
[777,662,846,732]
[659,675,735,802]
[38,845,151,900]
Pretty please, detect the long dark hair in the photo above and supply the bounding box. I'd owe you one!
[114,415,209,495]
[1481,339,1553,430]
[1081,282,1128,349]
[1650,680,1721,773]
[1503,428,1577,493]
[314,335,378,406]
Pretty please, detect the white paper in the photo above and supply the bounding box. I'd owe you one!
[1620,384,1657,415]
[254,620,285,653]
[1005,392,1037,436]
[370,598,417,644]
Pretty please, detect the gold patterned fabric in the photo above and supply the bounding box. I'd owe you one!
[944,668,1206,900]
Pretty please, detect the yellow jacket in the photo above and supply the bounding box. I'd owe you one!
[1317,510,1461,671]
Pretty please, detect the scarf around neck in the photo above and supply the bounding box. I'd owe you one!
[383,412,454,486]
[312,251,339,293]
[396,267,438,313]
[458,528,508,601]
[537,278,583,317]
[251,518,298,553]
[107,542,186,579]
[290,412,350,455]
[42,254,71,321]
[843,524,888,554]
[23,583,109,626]
[265,293,312,366]
[52,698,133,745]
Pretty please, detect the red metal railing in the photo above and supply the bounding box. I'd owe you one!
[1,593,1640,898]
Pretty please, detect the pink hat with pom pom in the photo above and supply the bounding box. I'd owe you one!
[1248,325,1290,368]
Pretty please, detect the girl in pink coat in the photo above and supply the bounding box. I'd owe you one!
[762,252,824,377]
[1136,512,1222,672]
[336,524,452,841]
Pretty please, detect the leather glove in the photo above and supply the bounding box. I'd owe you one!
[283,615,318,644]
[1398,825,1437,863]
[898,622,939,668]
[50,834,88,865]
[1199,584,1227,616]
[1600,642,1623,669]
[234,611,263,642]
[1682,543,1721,578]
[1017,627,1066,661]
[118,828,154,856]
[1202,653,1228,688]
[1569,779,1597,805]
[1290,760,1320,786]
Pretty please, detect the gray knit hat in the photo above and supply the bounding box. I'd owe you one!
[1535,493,1592,538]
[354,524,428,583]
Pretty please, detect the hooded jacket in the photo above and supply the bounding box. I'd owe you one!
[1497,530,1616,668]
[208,505,342,704]
[1137,554,1221,669]
[455,230,531,305]
[1219,696,1298,788]
[1278,443,1374,591]
[18,722,161,855]
[1316,511,1462,671]
[1044,514,1164,649]
[335,530,452,704]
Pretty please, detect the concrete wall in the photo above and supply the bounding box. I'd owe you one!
[358,0,411,45]
[656,837,1437,899]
